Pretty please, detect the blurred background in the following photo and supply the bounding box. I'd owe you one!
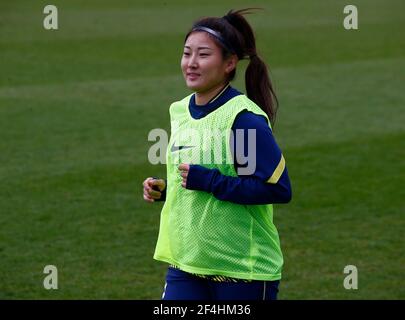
[0,0,404,299]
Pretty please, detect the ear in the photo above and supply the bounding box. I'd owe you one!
[225,55,238,74]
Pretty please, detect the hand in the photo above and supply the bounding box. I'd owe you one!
[143,177,166,203]
[178,163,190,188]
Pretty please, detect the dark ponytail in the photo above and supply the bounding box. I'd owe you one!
[245,52,279,127]
[186,8,279,126]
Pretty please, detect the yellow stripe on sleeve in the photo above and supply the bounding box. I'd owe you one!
[266,154,285,184]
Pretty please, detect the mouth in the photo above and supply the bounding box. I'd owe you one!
[186,73,200,80]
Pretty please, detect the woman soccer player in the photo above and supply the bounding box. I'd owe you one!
[143,8,292,300]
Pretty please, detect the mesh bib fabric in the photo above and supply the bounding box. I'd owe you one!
[153,94,283,281]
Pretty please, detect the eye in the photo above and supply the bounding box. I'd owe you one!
[200,53,209,57]
[183,52,190,56]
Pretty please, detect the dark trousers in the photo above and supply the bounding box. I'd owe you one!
[162,267,280,300]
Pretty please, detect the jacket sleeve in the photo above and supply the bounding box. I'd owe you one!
[186,111,292,205]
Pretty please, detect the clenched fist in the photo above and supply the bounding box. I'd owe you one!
[143,177,166,203]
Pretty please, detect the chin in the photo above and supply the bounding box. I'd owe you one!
[186,82,203,91]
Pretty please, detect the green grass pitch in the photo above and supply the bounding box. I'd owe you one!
[0,0,404,299]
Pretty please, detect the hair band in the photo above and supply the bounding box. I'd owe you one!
[191,26,235,54]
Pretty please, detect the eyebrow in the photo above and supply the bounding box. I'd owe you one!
[184,46,213,51]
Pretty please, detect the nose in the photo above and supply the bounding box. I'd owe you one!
[187,53,198,68]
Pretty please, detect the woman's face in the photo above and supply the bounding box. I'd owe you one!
[181,31,236,93]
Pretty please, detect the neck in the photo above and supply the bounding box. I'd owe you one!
[195,82,229,106]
